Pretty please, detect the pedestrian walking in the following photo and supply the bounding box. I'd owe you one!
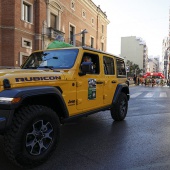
[137,77,140,85]
[133,74,136,85]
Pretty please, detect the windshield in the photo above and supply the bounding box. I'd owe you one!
[22,49,79,69]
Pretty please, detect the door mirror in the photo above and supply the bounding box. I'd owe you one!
[79,62,94,76]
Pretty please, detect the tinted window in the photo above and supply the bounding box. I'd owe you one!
[116,59,126,77]
[103,56,115,75]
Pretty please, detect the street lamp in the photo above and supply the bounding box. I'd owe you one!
[73,29,88,46]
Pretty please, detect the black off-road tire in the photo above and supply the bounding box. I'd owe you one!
[111,92,128,121]
[4,105,60,168]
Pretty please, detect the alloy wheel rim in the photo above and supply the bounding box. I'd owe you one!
[120,100,126,116]
[25,120,54,156]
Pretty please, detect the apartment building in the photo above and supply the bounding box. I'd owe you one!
[0,0,109,68]
[121,36,148,74]
[148,57,159,73]
[162,37,169,79]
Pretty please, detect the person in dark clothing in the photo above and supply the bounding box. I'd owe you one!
[137,77,140,85]
[133,74,136,85]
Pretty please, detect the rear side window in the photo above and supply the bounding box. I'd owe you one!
[116,59,126,77]
[103,56,115,75]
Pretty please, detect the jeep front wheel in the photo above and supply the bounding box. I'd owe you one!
[4,105,60,168]
[111,92,128,121]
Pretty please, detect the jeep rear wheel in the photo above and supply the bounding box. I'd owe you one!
[4,105,60,168]
[111,92,128,121]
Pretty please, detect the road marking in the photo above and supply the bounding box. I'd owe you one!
[130,93,142,98]
[144,92,154,97]
[131,92,168,98]
[159,92,167,97]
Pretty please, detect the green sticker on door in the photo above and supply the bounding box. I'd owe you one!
[88,79,96,100]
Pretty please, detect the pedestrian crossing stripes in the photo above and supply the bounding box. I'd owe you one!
[130,93,142,98]
[144,92,154,97]
[130,92,168,98]
[159,92,167,97]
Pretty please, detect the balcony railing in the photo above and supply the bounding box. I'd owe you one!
[65,38,90,47]
[48,27,65,39]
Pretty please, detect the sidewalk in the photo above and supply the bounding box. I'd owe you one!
[129,80,135,87]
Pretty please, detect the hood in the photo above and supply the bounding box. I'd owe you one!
[0,69,48,76]
[0,69,64,88]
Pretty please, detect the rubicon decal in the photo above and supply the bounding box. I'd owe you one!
[15,76,61,82]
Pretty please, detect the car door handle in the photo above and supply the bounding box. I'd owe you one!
[112,80,117,83]
[96,81,104,84]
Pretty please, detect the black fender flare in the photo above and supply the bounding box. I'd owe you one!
[0,86,69,117]
[112,84,130,104]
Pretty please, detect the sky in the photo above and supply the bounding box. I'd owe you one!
[92,0,170,57]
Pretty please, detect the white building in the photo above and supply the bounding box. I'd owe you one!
[121,36,148,74]
[148,57,159,73]
[162,37,169,79]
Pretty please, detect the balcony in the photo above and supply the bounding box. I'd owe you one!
[48,27,65,39]
[65,38,91,47]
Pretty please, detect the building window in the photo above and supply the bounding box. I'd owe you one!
[82,10,86,18]
[71,0,75,10]
[70,25,75,45]
[91,37,94,48]
[102,25,104,34]
[91,18,94,25]
[50,13,57,29]
[20,52,29,66]
[24,40,30,47]
[22,1,32,23]
[47,1,61,30]
[22,38,32,49]
[101,43,104,51]
[81,32,86,46]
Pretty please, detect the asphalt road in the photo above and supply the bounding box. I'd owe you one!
[1,85,170,170]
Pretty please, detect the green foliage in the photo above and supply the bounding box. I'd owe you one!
[126,60,142,76]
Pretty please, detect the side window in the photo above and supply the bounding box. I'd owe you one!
[103,56,115,75]
[81,53,100,74]
[116,59,126,77]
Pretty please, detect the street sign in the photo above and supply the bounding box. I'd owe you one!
[126,66,129,72]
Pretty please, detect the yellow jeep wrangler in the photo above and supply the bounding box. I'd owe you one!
[0,46,130,168]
